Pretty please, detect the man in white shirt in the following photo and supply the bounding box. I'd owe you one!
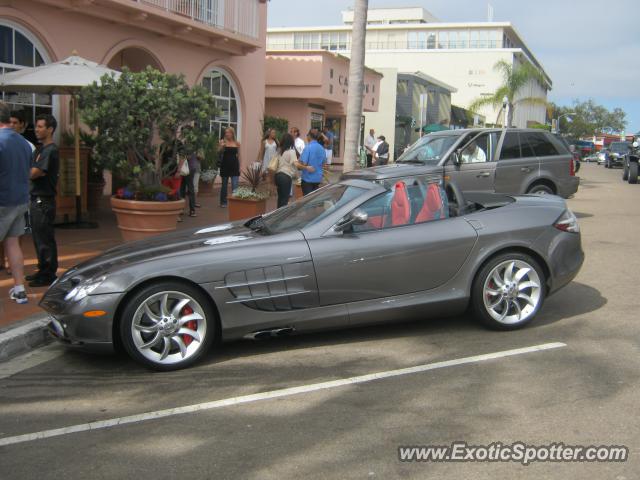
[364,128,376,167]
[461,142,487,164]
[291,127,305,156]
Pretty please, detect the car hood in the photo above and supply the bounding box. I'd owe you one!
[63,221,267,280]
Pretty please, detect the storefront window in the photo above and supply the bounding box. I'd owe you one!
[326,117,341,157]
[310,112,324,131]
[202,68,240,140]
[0,22,52,127]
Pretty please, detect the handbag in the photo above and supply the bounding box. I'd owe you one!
[267,153,280,173]
[179,155,190,176]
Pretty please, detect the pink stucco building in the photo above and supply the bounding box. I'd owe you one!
[265,51,382,165]
[1,0,267,168]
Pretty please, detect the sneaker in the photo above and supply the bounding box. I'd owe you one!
[28,276,56,288]
[9,288,28,304]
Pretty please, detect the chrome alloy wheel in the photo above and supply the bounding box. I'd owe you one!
[483,260,542,325]
[131,291,207,365]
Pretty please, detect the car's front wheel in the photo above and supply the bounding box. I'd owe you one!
[471,253,546,330]
[623,162,629,181]
[120,282,216,371]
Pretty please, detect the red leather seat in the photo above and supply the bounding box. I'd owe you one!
[415,183,445,223]
[390,181,411,226]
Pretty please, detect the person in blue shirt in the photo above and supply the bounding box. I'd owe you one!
[0,102,32,304]
[298,129,326,195]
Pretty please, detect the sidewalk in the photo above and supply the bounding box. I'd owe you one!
[0,186,281,360]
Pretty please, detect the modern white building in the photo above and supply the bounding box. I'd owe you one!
[267,6,551,130]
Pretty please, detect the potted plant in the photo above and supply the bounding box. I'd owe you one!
[228,162,270,221]
[79,67,217,241]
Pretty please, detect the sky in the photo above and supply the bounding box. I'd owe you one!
[267,0,640,133]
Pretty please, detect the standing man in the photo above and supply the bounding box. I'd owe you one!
[364,128,376,168]
[9,110,38,146]
[297,129,326,195]
[0,102,32,303]
[322,124,334,166]
[291,127,305,157]
[374,135,390,166]
[27,114,60,287]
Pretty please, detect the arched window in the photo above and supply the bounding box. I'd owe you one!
[201,68,240,140]
[0,21,53,126]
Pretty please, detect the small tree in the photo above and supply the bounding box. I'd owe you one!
[79,67,217,197]
[263,115,289,139]
[469,60,547,128]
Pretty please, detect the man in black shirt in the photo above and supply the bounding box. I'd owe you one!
[27,114,59,287]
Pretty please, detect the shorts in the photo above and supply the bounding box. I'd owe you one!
[0,203,28,241]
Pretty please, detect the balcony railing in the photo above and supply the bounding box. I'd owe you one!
[134,0,259,40]
[267,40,502,52]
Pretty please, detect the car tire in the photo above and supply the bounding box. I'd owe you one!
[629,162,639,184]
[623,162,629,181]
[471,252,546,331]
[120,281,216,371]
[527,184,554,195]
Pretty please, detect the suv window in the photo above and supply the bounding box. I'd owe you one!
[460,132,498,163]
[499,132,520,160]
[527,132,559,157]
[519,133,536,158]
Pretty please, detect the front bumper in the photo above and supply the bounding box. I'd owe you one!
[40,286,122,352]
[533,227,584,296]
[609,155,625,166]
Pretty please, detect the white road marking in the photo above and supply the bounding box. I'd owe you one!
[0,342,566,447]
[0,344,65,381]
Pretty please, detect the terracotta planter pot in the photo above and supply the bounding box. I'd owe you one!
[87,181,105,211]
[227,196,267,221]
[110,196,186,242]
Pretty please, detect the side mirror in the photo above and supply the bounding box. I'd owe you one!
[335,209,368,232]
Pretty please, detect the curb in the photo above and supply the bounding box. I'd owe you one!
[0,313,52,362]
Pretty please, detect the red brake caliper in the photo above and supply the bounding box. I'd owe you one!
[181,305,197,346]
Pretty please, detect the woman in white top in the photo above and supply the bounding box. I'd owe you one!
[258,128,279,173]
[273,133,299,208]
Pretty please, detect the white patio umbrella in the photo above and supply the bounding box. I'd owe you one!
[0,54,120,226]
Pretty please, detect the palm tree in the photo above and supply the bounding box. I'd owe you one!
[469,60,547,128]
[343,0,368,172]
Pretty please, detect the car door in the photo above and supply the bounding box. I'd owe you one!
[305,177,478,306]
[494,131,540,194]
[444,131,498,192]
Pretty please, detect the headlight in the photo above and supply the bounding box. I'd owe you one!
[64,276,107,302]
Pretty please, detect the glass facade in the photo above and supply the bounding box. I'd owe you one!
[0,23,52,127]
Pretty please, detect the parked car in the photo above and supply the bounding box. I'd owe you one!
[583,153,599,163]
[42,171,584,370]
[605,141,630,168]
[397,128,579,197]
[622,139,640,183]
[597,150,608,165]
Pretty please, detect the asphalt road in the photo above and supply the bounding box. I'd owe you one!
[0,163,637,479]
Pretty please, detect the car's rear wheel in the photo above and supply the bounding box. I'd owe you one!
[471,253,545,330]
[527,183,554,195]
[629,162,639,184]
[120,282,216,371]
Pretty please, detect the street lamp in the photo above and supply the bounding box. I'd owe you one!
[556,112,576,134]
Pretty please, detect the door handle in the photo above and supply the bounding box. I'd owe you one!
[476,172,491,178]
[521,167,532,173]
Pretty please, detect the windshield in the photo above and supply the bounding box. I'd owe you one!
[261,184,366,234]
[397,134,461,164]
[610,142,630,153]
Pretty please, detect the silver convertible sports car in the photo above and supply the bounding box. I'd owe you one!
[42,165,584,370]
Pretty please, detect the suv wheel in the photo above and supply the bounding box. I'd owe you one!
[527,184,554,195]
[629,162,639,184]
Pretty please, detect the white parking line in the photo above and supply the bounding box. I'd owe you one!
[0,342,566,447]
[0,344,65,381]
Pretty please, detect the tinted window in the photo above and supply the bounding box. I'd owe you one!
[519,133,536,158]
[527,133,559,157]
[460,132,498,163]
[499,132,520,160]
